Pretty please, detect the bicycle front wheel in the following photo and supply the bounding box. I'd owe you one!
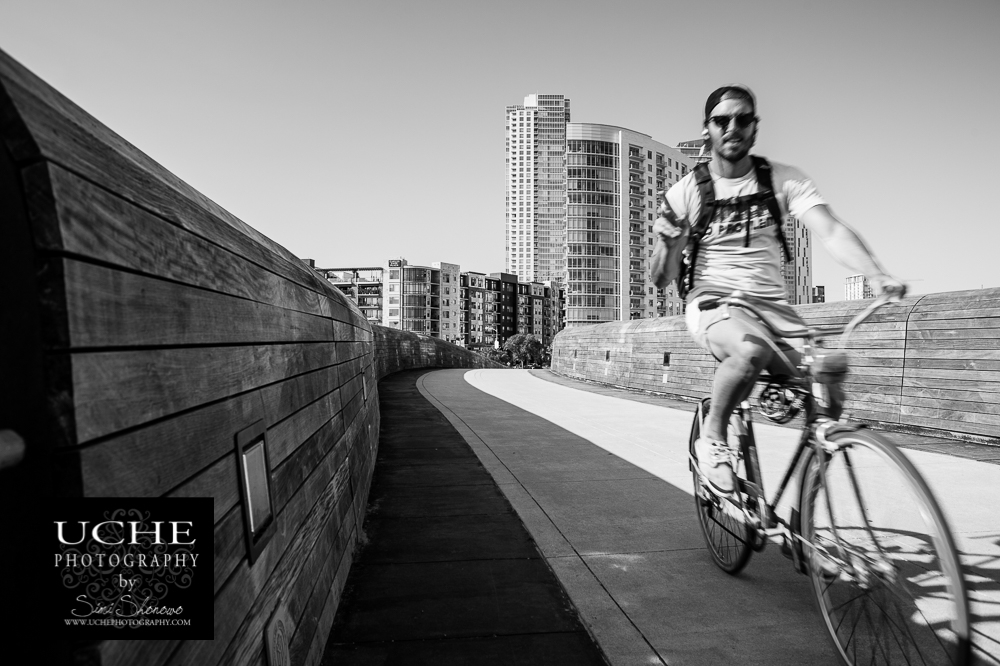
[690,399,754,574]
[799,428,970,666]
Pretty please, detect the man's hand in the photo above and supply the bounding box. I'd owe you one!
[653,215,688,242]
[873,275,907,300]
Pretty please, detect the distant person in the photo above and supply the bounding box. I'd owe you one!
[653,84,905,494]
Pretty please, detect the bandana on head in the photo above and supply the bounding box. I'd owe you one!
[704,85,756,122]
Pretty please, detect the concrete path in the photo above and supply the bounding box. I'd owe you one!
[322,371,608,665]
[418,368,1000,666]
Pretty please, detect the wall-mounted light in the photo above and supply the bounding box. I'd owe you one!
[235,420,276,565]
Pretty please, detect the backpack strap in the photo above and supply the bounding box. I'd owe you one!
[678,163,718,299]
[692,163,717,233]
[751,156,793,262]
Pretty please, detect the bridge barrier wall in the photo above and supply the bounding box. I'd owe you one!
[552,289,1000,444]
[373,325,502,379]
[0,48,494,666]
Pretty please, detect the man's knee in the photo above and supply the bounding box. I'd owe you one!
[730,337,773,374]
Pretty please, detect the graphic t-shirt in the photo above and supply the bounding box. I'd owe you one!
[664,159,826,300]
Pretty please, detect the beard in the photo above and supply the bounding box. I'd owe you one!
[713,130,756,163]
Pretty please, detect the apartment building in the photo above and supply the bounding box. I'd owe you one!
[565,123,693,326]
[845,274,874,300]
[318,259,563,349]
[317,265,384,324]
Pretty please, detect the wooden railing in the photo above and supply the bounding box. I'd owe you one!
[0,48,494,666]
[552,290,1000,444]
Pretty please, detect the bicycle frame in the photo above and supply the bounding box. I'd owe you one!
[699,291,902,567]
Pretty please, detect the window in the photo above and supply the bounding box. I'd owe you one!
[389,270,400,280]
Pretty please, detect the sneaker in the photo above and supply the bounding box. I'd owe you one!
[695,437,736,494]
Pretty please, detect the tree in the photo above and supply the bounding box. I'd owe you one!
[523,335,542,366]
[503,334,526,367]
[503,333,543,367]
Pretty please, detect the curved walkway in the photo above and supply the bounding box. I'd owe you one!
[431,369,1000,666]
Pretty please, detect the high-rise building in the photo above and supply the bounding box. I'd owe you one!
[780,216,813,305]
[845,274,874,300]
[564,123,693,326]
[505,94,571,284]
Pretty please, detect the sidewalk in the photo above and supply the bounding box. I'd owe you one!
[321,370,608,665]
[427,368,1000,666]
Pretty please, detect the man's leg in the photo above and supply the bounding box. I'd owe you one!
[702,313,777,441]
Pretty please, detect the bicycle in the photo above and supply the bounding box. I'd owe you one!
[688,290,971,666]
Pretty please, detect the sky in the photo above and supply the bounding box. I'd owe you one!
[2,0,998,300]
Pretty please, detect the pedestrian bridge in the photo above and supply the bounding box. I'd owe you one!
[1,47,998,666]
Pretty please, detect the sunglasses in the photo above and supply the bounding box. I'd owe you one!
[708,113,757,130]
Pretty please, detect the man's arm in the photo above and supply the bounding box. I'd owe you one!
[799,204,905,294]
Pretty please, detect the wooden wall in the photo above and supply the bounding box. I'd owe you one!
[552,290,1000,444]
[0,48,494,666]
[372,325,502,380]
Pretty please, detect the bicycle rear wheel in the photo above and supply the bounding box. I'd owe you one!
[690,399,754,574]
[799,429,970,666]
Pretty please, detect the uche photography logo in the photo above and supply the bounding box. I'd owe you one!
[47,497,214,640]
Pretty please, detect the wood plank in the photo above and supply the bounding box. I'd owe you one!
[166,453,355,666]
[904,338,1000,350]
[76,389,262,496]
[906,329,1000,340]
[907,318,1000,330]
[899,414,1000,439]
[902,377,1000,392]
[219,476,358,666]
[78,364,341,497]
[904,349,1000,361]
[910,298,1000,314]
[899,405,1000,427]
[909,307,1000,321]
[901,385,1000,403]
[213,505,245,593]
[268,388,344,467]
[905,358,1000,371]
[272,413,350,514]
[903,368,1000,382]
[70,342,339,443]
[62,259,335,348]
[167,453,241,523]
[901,395,1000,416]
[32,164,346,321]
[298,546,354,666]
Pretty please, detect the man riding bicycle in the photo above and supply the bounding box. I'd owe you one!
[654,84,905,495]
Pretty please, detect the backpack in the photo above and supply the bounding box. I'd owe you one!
[659,155,792,299]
